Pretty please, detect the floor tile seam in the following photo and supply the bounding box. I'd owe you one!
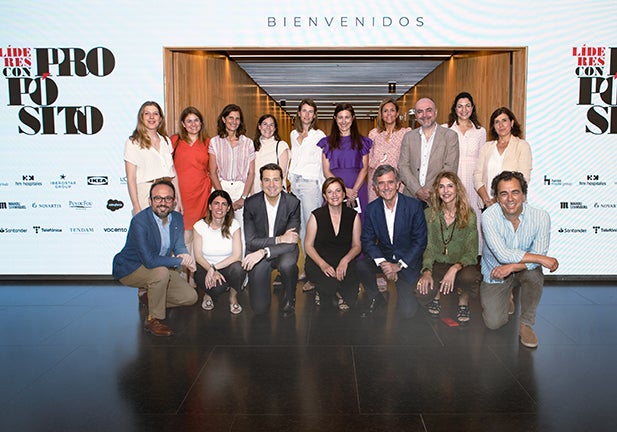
[351,346,362,414]
[0,343,82,413]
[39,306,96,344]
[487,345,538,406]
[570,288,615,304]
[533,314,586,345]
[175,344,218,415]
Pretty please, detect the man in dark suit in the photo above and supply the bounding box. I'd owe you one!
[399,97,459,204]
[113,180,197,336]
[242,163,301,315]
[357,164,427,318]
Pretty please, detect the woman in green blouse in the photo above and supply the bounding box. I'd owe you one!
[417,171,481,324]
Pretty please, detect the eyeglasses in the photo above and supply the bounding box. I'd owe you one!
[151,196,174,203]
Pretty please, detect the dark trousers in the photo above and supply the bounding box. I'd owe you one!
[249,250,298,315]
[357,255,419,318]
[305,258,359,307]
[195,261,246,300]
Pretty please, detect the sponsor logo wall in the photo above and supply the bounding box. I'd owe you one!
[0,1,615,275]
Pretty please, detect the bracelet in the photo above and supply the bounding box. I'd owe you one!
[241,195,247,200]
[211,265,216,272]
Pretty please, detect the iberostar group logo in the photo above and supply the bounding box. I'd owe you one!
[573,45,617,135]
[1,45,115,135]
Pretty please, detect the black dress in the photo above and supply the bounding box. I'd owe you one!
[305,205,359,305]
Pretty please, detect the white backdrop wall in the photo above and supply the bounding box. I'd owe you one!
[0,1,615,276]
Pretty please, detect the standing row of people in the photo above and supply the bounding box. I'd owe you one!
[115,95,554,349]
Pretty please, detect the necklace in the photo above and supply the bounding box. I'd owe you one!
[439,212,456,255]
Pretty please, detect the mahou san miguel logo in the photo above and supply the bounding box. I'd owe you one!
[1,45,115,135]
[573,45,617,134]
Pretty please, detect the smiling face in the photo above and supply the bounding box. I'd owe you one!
[381,102,398,126]
[258,117,276,139]
[209,195,230,221]
[496,178,526,220]
[261,169,283,200]
[455,97,473,122]
[299,103,316,128]
[335,109,353,136]
[415,98,437,129]
[375,171,400,205]
[324,180,345,207]
[438,176,457,206]
[224,111,241,136]
[493,113,514,138]
[182,113,202,136]
[149,183,175,219]
[142,105,162,131]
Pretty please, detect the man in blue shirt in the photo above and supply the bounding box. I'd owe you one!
[113,180,197,336]
[480,171,559,348]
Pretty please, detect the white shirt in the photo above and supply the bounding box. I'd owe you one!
[418,127,437,187]
[123,134,176,184]
[193,219,241,265]
[289,128,326,180]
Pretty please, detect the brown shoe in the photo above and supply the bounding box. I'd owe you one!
[519,324,538,348]
[508,293,515,315]
[144,318,173,337]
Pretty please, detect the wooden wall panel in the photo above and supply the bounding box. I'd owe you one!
[164,50,293,144]
[397,49,527,135]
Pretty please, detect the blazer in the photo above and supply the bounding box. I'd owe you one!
[243,191,301,259]
[112,208,187,280]
[473,136,532,193]
[361,193,428,284]
[398,125,460,196]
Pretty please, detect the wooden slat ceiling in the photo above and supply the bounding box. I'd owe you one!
[226,49,452,119]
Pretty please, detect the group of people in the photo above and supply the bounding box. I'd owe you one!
[112,95,558,349]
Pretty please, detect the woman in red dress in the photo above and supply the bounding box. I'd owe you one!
[171,106,212,283]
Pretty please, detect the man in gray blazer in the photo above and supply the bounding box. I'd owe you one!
[399,97,459,204]
[242,163,301,316]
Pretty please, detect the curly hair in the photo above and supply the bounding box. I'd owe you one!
[427,171,472,229]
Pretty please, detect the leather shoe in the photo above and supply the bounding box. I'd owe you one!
[144,318,173,337]
[361,295,386,318]
[281,299,295,315]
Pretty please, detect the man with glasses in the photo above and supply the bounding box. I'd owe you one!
[113,179,197,336]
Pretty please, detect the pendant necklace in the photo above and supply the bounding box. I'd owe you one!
[439,212,456,255]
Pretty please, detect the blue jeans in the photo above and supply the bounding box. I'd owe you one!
[289,174,323,249]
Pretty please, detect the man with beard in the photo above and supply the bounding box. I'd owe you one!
[399,97,459,205]
[113,179,197,336]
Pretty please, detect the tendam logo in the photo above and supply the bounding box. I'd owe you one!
[1,45,115,136]
[573,44,617,134]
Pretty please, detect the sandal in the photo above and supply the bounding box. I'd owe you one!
[201,295,214,311]
[314,292,321,307]
[337,296,350,311]
[230,303,242,315]
[426,299,441,316]
[302,281,315,292]
[456,305,470,324]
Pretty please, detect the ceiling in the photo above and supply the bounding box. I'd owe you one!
[225,49,453,120]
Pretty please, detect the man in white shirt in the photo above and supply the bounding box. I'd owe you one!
[357,165,427,318]
[399,97,459,204]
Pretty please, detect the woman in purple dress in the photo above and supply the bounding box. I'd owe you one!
[317,103,372,222]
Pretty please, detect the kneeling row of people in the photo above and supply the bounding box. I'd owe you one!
[113,163,557,350]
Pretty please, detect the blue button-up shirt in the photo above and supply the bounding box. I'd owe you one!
[481,202,551,283]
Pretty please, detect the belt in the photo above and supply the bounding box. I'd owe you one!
[148,177,173,183]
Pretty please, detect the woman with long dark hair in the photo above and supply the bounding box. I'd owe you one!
[193,190,246,314]
[253,114,289,193]
[317,103,372,221]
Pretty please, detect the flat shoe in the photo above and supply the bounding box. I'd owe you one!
[456,304,470,324]
[302,281,315,292]
[230,303,242,315]
[337,297,350,311]
[201,296,214,311]
[426,298,441,316]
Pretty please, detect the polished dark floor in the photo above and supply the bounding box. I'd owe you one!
[1,279,616,431]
